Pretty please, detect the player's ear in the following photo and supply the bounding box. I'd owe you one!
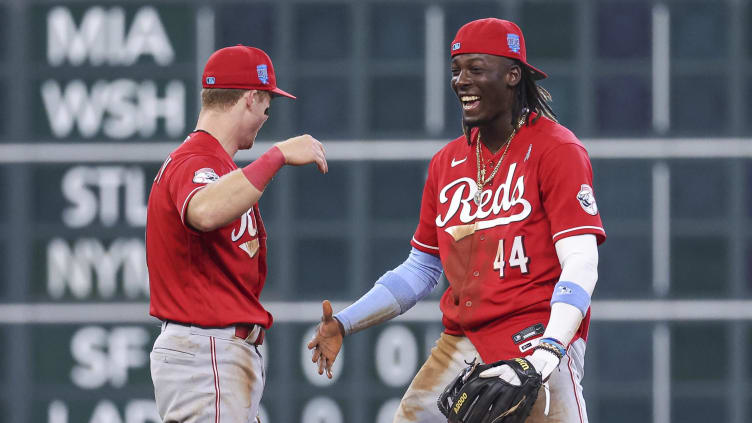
[506,64,522,87]
[245,90,257,109]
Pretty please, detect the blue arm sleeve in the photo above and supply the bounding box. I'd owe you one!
[550,281,591,317]
[377,247,443,313]
[335,248,443,335]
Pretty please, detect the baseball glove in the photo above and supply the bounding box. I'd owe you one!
[438,357,542,423]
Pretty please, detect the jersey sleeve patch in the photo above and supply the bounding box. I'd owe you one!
[193,168,220,184]
[576,184,598,215]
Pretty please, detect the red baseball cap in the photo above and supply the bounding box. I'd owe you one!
[450,18,547,80]
[202,45,296,99]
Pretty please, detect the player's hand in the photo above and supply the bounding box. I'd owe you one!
[307,300,344,379]
[275,134,328,174]
[479,348,561,383]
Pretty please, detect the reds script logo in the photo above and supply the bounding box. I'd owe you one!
[232,208,259,258]
[436,163,531,241]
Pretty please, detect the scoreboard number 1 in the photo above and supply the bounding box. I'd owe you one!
[493,236,530,278]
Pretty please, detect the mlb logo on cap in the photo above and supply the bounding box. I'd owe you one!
[452,42,461,51]
[257,64,269,85]
[206,76,215,85]
[507,33,520,53]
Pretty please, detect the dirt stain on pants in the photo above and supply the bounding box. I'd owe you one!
[394,333,477,422]
[393,335,590,423]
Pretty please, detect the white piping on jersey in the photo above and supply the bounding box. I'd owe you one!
[412,237,439,251]
[552,226,605,240]
[180,186,205,224]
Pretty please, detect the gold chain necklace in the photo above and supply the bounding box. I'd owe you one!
[473,116,525,205]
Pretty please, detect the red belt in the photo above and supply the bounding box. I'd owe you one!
[235,324,265,346]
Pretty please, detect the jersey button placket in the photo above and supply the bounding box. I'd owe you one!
[465,300,472,307]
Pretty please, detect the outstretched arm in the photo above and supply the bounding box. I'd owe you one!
[307,247,443,378]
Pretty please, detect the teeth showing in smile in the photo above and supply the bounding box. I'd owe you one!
[461,95,480,110]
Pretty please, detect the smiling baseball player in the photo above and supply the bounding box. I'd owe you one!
[308,18,605,423]
[147,45,327,423]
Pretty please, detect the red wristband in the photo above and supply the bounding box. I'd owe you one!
[242,146,285,190]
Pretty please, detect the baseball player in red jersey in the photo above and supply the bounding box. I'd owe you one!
[308,18,605,422]
[147,45,327,422]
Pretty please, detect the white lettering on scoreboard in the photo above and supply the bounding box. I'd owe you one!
[42,80,185,139]
[70,326,150,389]
[48,399,160,423]
[301,397,343,423]
[46,326,159,422]
[61,166,148,228]
[43,6,185,139]
[48,400,270,423]
[47,6,174,67]
[374,325,419,387]
[47,238,148,300]
[48,165,150,299]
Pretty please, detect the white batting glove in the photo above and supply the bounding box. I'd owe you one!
[525,348,561,381]
[478,346,563,417]
[478,348,561,384]
[478,360,523,385]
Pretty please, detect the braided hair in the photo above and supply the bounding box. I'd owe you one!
[513,60,557,125]
[463,60,557,144]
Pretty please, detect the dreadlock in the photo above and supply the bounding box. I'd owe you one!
[463,60,557,144]
[513,60,557,126]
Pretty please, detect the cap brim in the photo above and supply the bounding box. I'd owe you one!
[526,63,547,80]
[270,87,296,99]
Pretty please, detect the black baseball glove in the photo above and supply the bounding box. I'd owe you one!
[438,357,542,423]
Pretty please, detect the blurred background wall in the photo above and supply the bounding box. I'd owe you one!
[0,0,750,422]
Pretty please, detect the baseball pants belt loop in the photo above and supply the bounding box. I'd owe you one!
[235,324,265,346]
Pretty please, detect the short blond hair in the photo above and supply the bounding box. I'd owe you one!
[201,88,248,111]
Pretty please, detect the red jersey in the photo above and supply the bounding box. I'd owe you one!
[146,131,272,329]
[411,115,606,362]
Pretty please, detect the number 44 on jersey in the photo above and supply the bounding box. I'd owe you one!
[493,236,529,278]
